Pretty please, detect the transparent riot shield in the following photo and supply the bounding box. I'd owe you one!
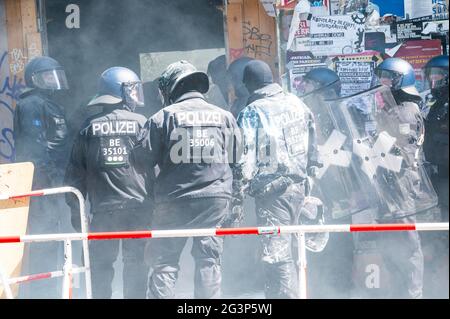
[302,94,379,221]
[328,85,438,221]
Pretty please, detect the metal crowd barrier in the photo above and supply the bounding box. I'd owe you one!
[0,187,448,299]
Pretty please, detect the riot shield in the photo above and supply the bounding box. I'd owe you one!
[302,94,379,221]
[327,85,438,220]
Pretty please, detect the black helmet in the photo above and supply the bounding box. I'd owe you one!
[24,56,69,90]
[88,67,144,111]
[158,60,209,106]
[299,67,341,98]
[423,55,449,90]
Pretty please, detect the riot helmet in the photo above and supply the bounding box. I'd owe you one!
[24,56,69,91]
[375,58,419,97]
[423,55,449,91]
[298,67,341,98]
[158,60,209,106]
[88,67,144,111]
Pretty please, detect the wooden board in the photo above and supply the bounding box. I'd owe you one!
[0,162,34,298]
[225,0,279,78]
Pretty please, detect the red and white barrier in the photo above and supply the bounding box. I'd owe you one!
[1,186,448,299]
[1,222,447,244]
[0,187,92,299]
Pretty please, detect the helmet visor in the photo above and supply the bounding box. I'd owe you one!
[122,81,144,108]
[375,69,403,90]
[295,77,320,96]
[32,69,69,90]
[425,67,448,89]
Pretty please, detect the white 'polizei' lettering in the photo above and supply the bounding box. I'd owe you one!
[177,112,222,126]
[272,110,304,127]
[92,121,137,136]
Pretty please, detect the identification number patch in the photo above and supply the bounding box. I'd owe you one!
[100,137,129,167]
[283,124,306,157]
[189,127,219,161]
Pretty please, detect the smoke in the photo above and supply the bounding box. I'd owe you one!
[17,0,447,300]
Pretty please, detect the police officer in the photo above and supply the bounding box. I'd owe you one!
[135,61,240,299]
[14,56,70,298]
[233,60,320,299]
[227,57,254,118]
[64,67,153,299]
[373,58,430,298]
[299,68,354,298]
[422,55,449,221]
[421,55,449,297]
[297,67,341,99]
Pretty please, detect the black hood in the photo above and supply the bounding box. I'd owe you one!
[243,60,274,94]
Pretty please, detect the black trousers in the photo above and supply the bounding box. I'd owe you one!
[377,215,424,299]
[146,198,229,299]
[255,184,305,299]
[89,208,152,299]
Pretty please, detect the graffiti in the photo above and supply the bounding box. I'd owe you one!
[1,51,26,161]
[9,48,26,75]
[28,41,41,61]
[0,128,15,161]
[242,21,273,57]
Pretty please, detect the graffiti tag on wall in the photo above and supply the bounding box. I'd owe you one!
[1,51,26,162]
[242,20,273,57]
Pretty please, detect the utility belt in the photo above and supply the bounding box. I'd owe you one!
[248,173,307,198]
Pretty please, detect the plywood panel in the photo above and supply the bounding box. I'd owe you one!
[227,1,244,62]
[5,0,26,79]
[0,162,34,298]
[20,0,38,35]
[226,0,278,76]
[257,1,278,73]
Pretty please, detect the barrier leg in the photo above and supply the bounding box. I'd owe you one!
[72,188,92,299]
[297,232,307,299]
[62,240,73,299]
[0,267,13,299]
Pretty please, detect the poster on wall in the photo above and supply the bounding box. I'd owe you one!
[364,32,386,53]
[286,51,329,95]
[335,60,375,96]
[393,39,443,90]
[422,19,449,35]
[366,25,397,44]
[406,0,448,20]
[396,19,429,40]
[332,0,369,15]
[260,0,277,17]
[309,0,330,16]
[294,14,366,55]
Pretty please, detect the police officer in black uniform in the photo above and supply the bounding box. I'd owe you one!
[422,55,449,297]
[233,60,321,299]
[135,61,240,299]
[64,67,153,299]
[423,55,449,221]
[14,56,70,298]
[373,58,434,298]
